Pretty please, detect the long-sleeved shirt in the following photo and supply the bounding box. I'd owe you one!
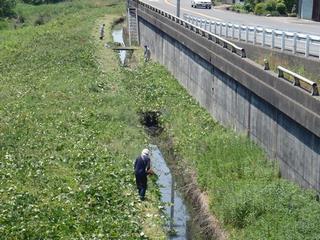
[134,155,150,176]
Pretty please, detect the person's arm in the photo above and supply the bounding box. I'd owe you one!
[146,157,154,175]
[146,157,151,171]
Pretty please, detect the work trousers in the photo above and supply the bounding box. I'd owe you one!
[135,174,147,200]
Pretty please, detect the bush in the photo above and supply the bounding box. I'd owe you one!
[254,2,266,15]
[231,3,244,12]
[0,0,16,18]
[265,0,277,12]
[244,0,255,12]
[244,2,253,12]
[276,2,286,14]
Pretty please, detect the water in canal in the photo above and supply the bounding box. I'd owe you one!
[149,144,190,239]
[111,26,126,65]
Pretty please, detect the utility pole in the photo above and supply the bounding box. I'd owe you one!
[177,0,181,17]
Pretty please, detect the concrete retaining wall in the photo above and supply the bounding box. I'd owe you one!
[130,3,320,192]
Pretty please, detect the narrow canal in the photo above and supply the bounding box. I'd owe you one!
[111,25,126,65]
[150,145,190,239]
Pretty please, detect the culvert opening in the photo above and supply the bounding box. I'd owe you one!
[139,111,163,136]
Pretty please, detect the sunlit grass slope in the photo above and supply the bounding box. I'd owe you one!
[0,0,165,239]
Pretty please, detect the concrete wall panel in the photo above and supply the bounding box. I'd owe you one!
[249,94,278,157]
[234,83,251,133]
[276,112,319,189]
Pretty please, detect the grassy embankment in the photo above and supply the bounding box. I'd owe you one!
[0,0,166,239]
[1,0,320,239]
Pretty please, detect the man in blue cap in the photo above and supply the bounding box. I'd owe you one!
[134,149,152,200]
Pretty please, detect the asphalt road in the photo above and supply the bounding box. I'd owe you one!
[144,0,320,36]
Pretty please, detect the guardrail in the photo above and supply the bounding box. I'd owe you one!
[137,0,246,58]
[278,66,319,96]
[184,14,320,59]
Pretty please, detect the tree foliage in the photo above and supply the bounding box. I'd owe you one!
[243,0,294,15]
[265,0,277,11]
[0,0,16,18]
[276,2,287,14]
[254,2,266,15]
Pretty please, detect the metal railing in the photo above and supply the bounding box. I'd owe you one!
[278,66,319,95]
[137,0,246,58]
[184,14,320,59]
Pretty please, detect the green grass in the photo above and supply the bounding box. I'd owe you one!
[121,63,320,239]
[1,0,320,239]
[0,0,166,239]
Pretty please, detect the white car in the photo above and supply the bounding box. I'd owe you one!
[191,0,212,9]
